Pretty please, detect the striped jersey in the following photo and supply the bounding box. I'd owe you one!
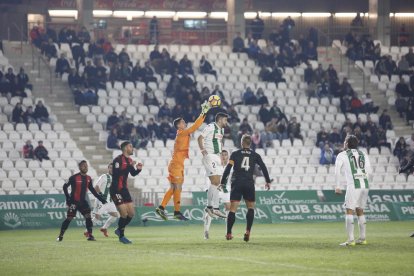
[201,123,224,155]
[95,173,112,202]
[335,149,372,189]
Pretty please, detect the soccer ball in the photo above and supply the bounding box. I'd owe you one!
[208,95,221,107]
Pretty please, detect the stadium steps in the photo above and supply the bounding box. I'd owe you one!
[319,46,411,137]
[3,42,112,173]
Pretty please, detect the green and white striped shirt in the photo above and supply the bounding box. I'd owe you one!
[95,173,112,202]
[201,123,224,155]
[335,149,372,189]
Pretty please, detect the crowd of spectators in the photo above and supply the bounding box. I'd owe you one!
[23,140,50,162]
[394,134,414,175]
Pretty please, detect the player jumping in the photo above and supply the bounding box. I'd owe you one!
[198,112,229,219]
[156,101,211,221]
[203,149,231,239]
[57,160,107,242]
[335,135,372,246]
[91,163,119,237]
[111,141,143,244]
[222,135,272,242]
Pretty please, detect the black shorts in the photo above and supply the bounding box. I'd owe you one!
[230,183,255,202]
[67,201,91,218]
[111,189,132,206]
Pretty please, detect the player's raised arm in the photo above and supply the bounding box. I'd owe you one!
[334,154,344,194]
[180,102,210,136]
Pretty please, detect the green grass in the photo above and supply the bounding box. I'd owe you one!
[0,222,413,275]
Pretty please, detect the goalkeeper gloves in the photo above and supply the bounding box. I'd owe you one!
[201,101,211,115]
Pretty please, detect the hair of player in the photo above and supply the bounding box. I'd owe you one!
[173,117,184,129]
[241,134,252,148]
[215,112,228,123]
[346,135,359,149]
[120,141,131,151]
[78,160,87,167]
[222,149,228,154]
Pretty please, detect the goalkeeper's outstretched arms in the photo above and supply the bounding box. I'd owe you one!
[179,101,210,136]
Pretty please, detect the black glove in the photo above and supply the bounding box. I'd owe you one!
[100,198,107,205]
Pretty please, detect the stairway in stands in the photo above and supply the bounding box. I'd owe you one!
[3,41,114,176]
[319,46,411,137]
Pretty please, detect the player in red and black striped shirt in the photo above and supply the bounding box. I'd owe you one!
[110,141,143,244]
[57,160,106,242]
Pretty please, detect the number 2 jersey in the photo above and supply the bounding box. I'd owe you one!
[221,149,271,186]
[335,149,372,189]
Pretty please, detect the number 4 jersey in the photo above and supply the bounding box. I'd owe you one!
[335,149,373,189]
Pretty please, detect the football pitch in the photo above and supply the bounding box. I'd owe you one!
[0,222,413,275]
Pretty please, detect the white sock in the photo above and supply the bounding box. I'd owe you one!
[345,214,355,242]
[357,215,366,240]
[207,185,216,207]
[102,216,117,229]
[212,186,220,209]
[204,212,212,232]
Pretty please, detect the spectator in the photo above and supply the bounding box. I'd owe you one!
[17,68,32,91]
[12,102,24,123]
[243,87,256,105]
[259,103,272,125]
[239,118,253,134]
[142,61,157,84]
[320,144,336,165]
[247,40,261,60]
[350,94,363,115]
[304,63,315,84]
[287,117,303,143]
[259,65,272,82]
[314,64,325,84]
[107,128,120,149]
[77,26,91,43]
[379,109,393,130]
[405,48,414,67]
[199,56,217,79]
[394,137,408,163]
[130,128,146,150]
[55,53,71,77]
[250,15,264,40]
[232,32,246,53]
[34,101,50,124]
[23,106,36,124]
[44,39,57,59]
[407,98,414,125]
[149,16,159,44]
[159,117,173,146]
[326,64,338,81]
[106,111,119,130]
[351,13,363,29]
[304,41,317,61]
[227,105,240,123]
[118,48,130,65]
[362,93,379,113]
[406,133,414,151]
[74,86,98,106]
[144,87,160,106]
[147,118,160,144]
[377,127,391,151]
[158,103,172,119]
[71,43,86,69]
[34,141,50,161]
[316,127,329,148]
[150,45,163,73]
[131,62,144,82]
[395,77,411,97]
[269,100,288,121]
[21,140,34,160]
[256,88,268,105]
[83,60,96,87]
[180,72,195,89]
[251,130,261,151]
[328,127,342,151]
[68,68,84,90]
[281,16,295,43]
[395,94,408,118]
[179,54,194,75]
[0,74,11,96]
[136,120,149,148]
[398,56,411,75]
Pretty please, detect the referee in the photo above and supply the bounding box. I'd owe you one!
[220,134,272,242]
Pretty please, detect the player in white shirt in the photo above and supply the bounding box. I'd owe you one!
[197,113,229,219]
[89,163,119,237]
[335,135,373,246]
[203,150,231,239]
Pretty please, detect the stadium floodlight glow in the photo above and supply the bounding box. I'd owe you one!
[302,13,332,17]
[244,12,257,19]
[176,11,207,19]
[209,12,228,19]
[334,13,357,18]
[271,13,301,17]
[113,11,144,20]
[145,11,176,18]
[93,10,113,17]
[394,13,414,17]
[258,12,271,17]
[48,10,78,18]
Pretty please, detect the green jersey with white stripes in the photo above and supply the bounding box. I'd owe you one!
[335,149,372,189]
[95,173,113,202]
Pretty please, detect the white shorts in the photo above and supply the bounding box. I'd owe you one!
[202,154,223,176]
[96,202,118,215]
[219,190,230,204]
[344,188,369,210]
